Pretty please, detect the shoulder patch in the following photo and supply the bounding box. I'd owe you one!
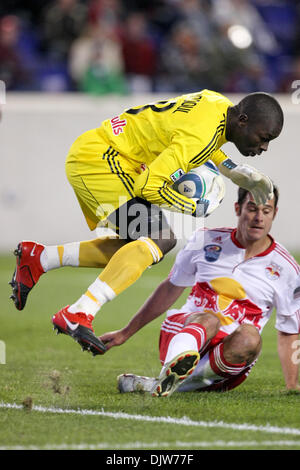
[204,244,222,262]
[170,168,185,182]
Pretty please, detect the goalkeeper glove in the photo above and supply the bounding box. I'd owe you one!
[191,198,209,217]
[191,174,226,218]
[219,159,273,206]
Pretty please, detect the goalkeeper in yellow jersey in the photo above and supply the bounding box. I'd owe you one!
[10,89,284,356]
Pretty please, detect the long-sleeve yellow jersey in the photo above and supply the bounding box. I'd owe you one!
[99,89,233,215]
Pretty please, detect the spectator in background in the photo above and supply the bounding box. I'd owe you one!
[88,0,123,35]
[157,21,221,93]
[225,55,276,94]
[0,15,31,90]
[40,0,87,63]
[120,12,157,93]
[176,0,215,48]
[293,2,300,57]
[69,21,127,95]
[279,55,300,94]
[0,0,298,94]
[211,0,279,56]
[145,0,182,41]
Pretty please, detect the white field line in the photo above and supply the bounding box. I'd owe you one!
[1,402,300,436]
[0,440,300,450]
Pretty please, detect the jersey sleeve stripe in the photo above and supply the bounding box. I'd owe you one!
[213,227,233,232]
[189,127,221,165]
[158,188,185,212]
[275,243,299,265]
[161,325,182,335]
[159,183,195,213]
[274,246,300,274]
[190,124,225,166]
[159,187,193,213]
[163,182,195,209]
[190,128,225,166]
[102,145,115,160]
[189,118,225,166]
[114,157,135,190]
[275,244,300,272]
[164,318,186,328]
[106,150,135,198]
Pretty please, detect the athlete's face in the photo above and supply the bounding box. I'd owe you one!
[233,118,281,157]
[235,193,277,243]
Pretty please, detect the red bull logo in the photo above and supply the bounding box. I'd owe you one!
[190,280,263,328]
[265,263,281,280]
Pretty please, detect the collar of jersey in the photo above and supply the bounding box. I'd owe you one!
[230,228,276,257]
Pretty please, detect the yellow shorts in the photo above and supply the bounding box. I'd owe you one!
[65,128,138,230]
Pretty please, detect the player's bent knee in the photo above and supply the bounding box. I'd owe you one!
[185,312,220,338]
[223,324,261,365]
[237,324,261,348]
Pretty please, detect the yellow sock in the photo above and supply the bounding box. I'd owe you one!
[99,237,163,295]
[78,237,127,267]
[68,237,163,316]
[40,237,126,271]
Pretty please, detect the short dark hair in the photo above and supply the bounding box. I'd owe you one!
[237,92,284,130]
[237,185,279,209]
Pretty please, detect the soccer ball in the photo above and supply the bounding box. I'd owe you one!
[172,161,221,199]
[172,161,225,215]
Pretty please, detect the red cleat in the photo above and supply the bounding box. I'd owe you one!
[52,306,107,356]
[10,241,45,310]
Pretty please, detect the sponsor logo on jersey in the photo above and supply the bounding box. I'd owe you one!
[265,263,281,280]
[212,236,223,244]
[191,280,263,328]
[204,244,222,262]
[110,116,127,136]
[170,168,185,182]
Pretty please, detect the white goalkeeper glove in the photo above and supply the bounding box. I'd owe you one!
[192,175,226,217]
[204,174,226,217]
[219,159,273,206]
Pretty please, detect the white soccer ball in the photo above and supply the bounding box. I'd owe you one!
[172,161,226,215]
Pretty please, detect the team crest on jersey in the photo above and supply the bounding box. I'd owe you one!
[170,168,185,182]
[265,263,281,280]
[204,244,222,262]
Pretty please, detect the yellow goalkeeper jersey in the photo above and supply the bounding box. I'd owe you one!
[98,89,233,215]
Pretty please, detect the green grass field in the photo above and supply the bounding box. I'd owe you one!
[0,251,299,451]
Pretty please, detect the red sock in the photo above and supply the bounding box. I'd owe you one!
[180,322,207,352]
[163,323,207,364]
[209,343,246,378]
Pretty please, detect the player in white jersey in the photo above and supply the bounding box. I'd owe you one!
[100,186,300,396]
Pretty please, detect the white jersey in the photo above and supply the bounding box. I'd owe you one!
[168,227,300,335]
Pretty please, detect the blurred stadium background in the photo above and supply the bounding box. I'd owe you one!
[1,2,300,450]
[1,0,300,252]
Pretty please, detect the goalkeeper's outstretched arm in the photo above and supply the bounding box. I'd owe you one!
[218,158,273,206]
